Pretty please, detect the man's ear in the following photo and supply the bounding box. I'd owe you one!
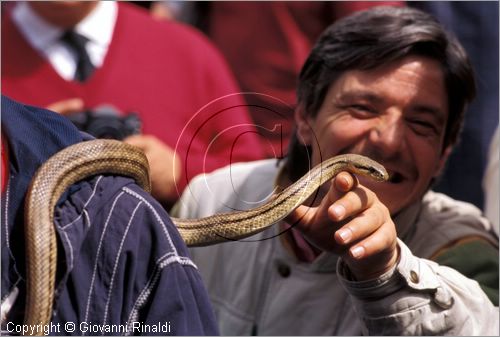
[434,145,453,177]
[294,105,313,146]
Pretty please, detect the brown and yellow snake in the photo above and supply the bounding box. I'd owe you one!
[23,139,387,333]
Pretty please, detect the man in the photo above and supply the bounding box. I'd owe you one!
[1,1,263,207]
[1,96,218,335]
[173,7,499,335]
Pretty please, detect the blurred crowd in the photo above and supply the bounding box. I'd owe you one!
[2,1,497,224]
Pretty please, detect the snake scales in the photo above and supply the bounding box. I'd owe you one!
[23,139,387,333]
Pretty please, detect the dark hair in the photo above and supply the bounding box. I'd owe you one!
[288,6,476,181]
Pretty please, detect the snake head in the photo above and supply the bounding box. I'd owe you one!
[344,154,389,182]
[366,164,389,182]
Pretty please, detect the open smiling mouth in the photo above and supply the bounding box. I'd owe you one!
[378,165,404,184]
[388,171,404,183]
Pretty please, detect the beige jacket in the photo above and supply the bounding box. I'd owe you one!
[173,159,499,335]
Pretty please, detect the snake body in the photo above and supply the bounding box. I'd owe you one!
[24,140,150,332]
[174,153,388,246]
[23,139,387,332]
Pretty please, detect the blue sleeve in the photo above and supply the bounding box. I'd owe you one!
[137,262,219,335]
[51,176,219,335]
[117,184,219,336]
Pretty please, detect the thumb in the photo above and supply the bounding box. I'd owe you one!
[285,191,333,234]
[284,174,353,233]
[285,203,318,235]
[285,203,312,226]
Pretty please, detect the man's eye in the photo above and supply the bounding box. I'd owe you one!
[349,104,376,114]
[409,119,439,135]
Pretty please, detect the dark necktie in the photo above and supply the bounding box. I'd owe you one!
[60,30,95,82]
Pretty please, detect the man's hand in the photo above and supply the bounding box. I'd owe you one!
[45,98,182,205]
[124,135,181,204]
[46,98,84,115]
[287,172,399,280]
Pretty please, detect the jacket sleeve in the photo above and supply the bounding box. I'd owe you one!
[337,239,499,335]
[127,254,219,336]
[110,185,219,336]
[52,178,218,335]
[433,239,498,305]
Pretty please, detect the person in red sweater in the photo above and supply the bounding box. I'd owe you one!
[157,1,404,158]
[1,1,264,207]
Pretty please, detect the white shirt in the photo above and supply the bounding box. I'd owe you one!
[11,1,117,81]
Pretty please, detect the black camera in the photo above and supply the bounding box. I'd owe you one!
[67,106,141,140]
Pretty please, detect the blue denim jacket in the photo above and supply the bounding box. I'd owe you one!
[1,96,218,335]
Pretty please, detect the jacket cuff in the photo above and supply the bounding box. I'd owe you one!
[337,238,454,316]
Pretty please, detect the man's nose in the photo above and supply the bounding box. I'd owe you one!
[368,114,405,156]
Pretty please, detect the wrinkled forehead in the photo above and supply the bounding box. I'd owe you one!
[324,56,447,107]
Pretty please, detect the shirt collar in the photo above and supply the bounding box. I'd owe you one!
[12,2,61,51]
[75,1,117,51]
[11,1,117,52]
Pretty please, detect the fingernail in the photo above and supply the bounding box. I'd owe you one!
[332,205,345,219]
[340,175,350,186]
[337,229,352,243]
[351,246,365,259]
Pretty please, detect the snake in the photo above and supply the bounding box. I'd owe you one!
[23,139,388,333]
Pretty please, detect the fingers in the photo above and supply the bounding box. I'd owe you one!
[285,205,307,235]
[124,135,177,166]
[328,174,398,279]
[348,220,397,259]
[46,98,84,115]
[289,169,398,279]
[285,172,354,232]
[333,171,357,193]
[328,173,368,223]
[124,134,181,202]
[124,134,153,149]
[342,222,400,280]
[329,172,397,261]
[334,208,394,259]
